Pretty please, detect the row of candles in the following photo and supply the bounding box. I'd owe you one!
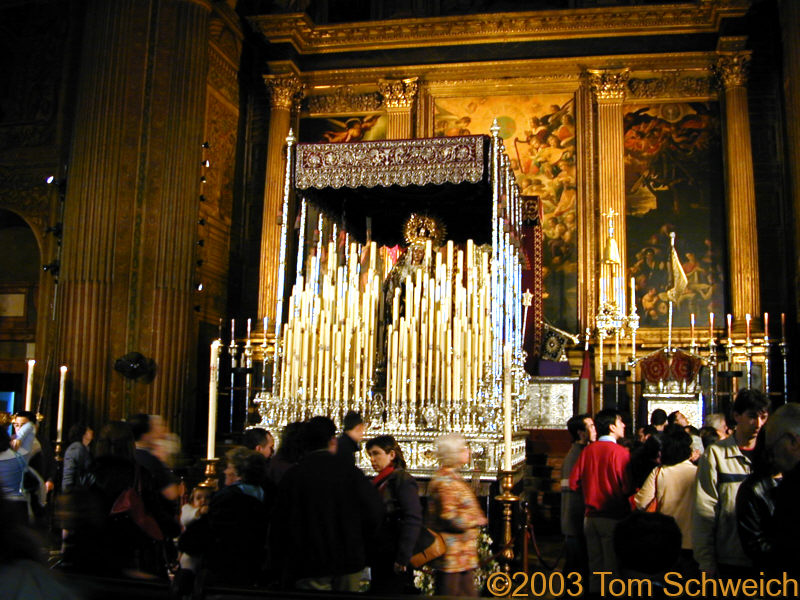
[21,360,69,447]
[688,311,789,346]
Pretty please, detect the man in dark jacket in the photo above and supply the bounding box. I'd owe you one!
[336,411,366,467]
[271,416,383,591]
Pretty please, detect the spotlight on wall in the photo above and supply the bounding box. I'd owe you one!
[200,176,207,184]
[42,261,60,275]
[45,175,55,184]
[196,282,204,292]
[201,159,210,167]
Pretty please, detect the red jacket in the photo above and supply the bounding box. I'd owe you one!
[569,439,632,519]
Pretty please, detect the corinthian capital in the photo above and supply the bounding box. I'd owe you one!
[714,52,751,90]
[264,74,305,110]
[378,77,419,109]
[587,68,631,102]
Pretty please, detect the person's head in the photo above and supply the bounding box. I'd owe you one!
[436,433,470,468]
[303,416,337,453]
[704,413,730,440]
[650,409,668,430]
[614,512,682,576]
[189,486,212,508]
[242,427,274,459]
[67,422,93,446]
[567,414,596,444]
[224,447,268,487]
[732,389,769,443]
[667,411,689,428]
[637,425,657,444]
[595,409,625,439]
[126,413,165,445]
[275,421,305,463]
[13,411,35,430]
[365,435,406,472]
[343,411,365,444]
[95,421,136,461]
[659,427,692,466]
[765,403,800,474]
[699,426,720,449]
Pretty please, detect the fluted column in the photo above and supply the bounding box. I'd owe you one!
[377,77,418,139]
[589,68,629,313]
[779,0,800,322]
[577,73,597,330]
[715,52,761,328]
[58,0,148,426]
[148,0,211,420]
[257,74,304,322]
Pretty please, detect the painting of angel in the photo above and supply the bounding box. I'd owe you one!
[298,113,387,143]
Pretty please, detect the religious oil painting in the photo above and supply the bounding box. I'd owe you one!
[433,94,577,332]
[298,113,388,144]
[624,102,727,329]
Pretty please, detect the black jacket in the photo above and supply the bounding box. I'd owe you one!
[270,449,384,586]
[370,469,423,567]
[336,433,360,466]
[735,471,780,569]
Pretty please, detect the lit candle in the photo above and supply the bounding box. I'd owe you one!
[231,319,235,343]
[709,312,714,339]
[207,341,221,460]
[763,312,769,340]
[24,359,35,411]
[57,365,67,445]
[690,314,695,345]
[727,314,732,340]
[630,277,636,312]
[246,318,252,344]
[263,317,269,342]
[503,344,513,471]
[745,313,751,343]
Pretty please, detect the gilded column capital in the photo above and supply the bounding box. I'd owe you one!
[714,52,751,90]
[587,68,630,102]
[378,77,419,110]
[264,74,305,111]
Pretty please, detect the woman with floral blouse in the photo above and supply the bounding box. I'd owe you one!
[427,433,488,597]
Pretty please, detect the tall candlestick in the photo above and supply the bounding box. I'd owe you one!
[727,314,732,340]
[24,359,35,411]
[57,365,68,444]
[246,318,252,344]
[503,344,513,471]
[745,313,751,344]
[630,277,636,312]
[207,341,221,459]
[709,312,714,339]
[231,319,235,342]
[763,312,769,339]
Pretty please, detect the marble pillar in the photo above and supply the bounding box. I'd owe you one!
[377,77,418,139]
[715,52,761,329]
[257,74,304,323]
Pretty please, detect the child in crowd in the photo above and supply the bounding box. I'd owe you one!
[179,487,212,572]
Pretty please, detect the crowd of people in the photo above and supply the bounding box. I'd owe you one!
[0,410,490,597]
[562,389,800,596]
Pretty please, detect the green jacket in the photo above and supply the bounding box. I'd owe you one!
[693,435,753,572]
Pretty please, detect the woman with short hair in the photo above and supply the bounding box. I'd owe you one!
[365,435,423,594]
[62,423,94,492]
[427,433,487,597]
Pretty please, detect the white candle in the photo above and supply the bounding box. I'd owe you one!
[727,314,733,340]
[503,344,513,471]
[207,341,221,460]
[690,313,695,345]
[745,313,751,343]
[764,312,769,340]
[57,365,67,444]
[24,359,35,411]
[709,312,714,340]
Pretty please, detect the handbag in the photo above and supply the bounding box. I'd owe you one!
[644,466,661,513]
[110,472,164,541]
[409,527,447,568]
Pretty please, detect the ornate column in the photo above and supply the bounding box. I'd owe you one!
[779,0,800,321]
[147,0,212,421]
[377,77,418,139]
[588,68,629,313]
[257,74,304,322]
[577,72,597,331]
[714,52,761,329]
[58,0,149,425]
